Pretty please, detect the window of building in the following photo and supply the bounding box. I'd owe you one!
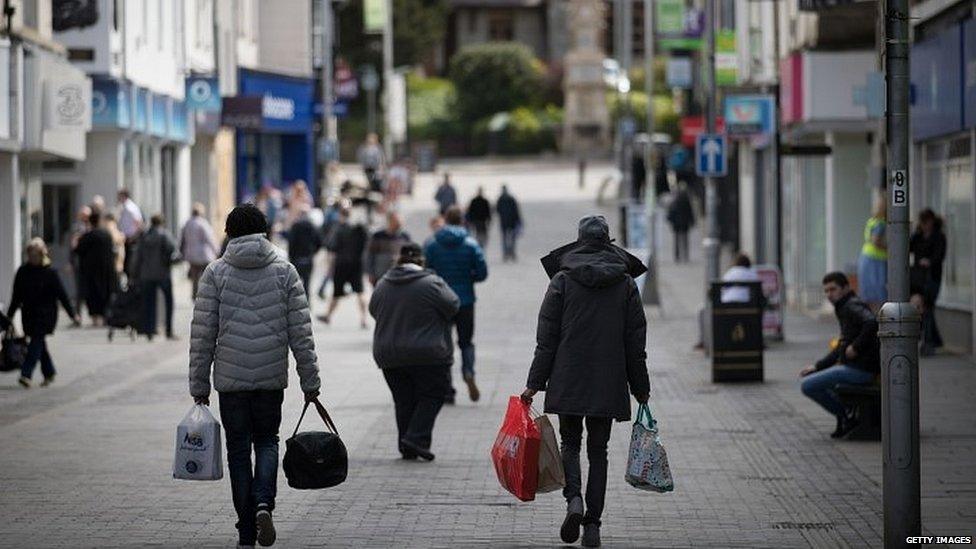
[922,134,974,308]
[487,11,515,41]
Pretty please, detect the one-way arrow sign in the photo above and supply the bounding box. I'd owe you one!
[695,133,727,177]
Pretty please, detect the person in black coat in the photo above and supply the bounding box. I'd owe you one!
[318,207,369,327]
[800,272,879,438]
[495,185,522,262]
[521,216,650,548]
[75,210,118,326]
[465,187,492,248]
[369,243,460,461]
[666,182,695,263]
[909,209,947,355]
[287,208,322,299]
[6,238,80,388]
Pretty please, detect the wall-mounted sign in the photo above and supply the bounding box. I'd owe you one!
[44,78,92,131]
[91,77,131,129]
[221,97,263,129]
[666,57,693,89]
[715,30,738,86]
[655,0,685,34]
[363,0,386,34]
[185,76,221,112]
[724,94,775,137]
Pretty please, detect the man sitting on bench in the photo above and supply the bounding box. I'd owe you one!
[800,272,880,438]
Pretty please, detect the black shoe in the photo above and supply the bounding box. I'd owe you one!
[399,438,435,461]
[444,393,456,406]
[582,523,601,547]
[831,414,860,439]
[560,496,584,543]
[830,415,845,438]
[255,506,276,547]
[463,374,480,402]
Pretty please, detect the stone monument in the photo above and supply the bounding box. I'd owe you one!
[562,0,611,155]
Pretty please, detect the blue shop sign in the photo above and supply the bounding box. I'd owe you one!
[169,100,190,142]
[91,78,131,128]
[724,94,775,138]
[237,69,314,133]
[133,88,149,132]
[185,76,221,112]
[912,24,963,140]
[150,94,168,137]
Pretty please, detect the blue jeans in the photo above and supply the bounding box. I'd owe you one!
[142,279,174,336]
[21,336,55,380]
[801,365,875,418]
[219,390,284,546]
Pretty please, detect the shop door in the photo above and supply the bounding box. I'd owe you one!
[41,183,78,282]
[160,145,177,235]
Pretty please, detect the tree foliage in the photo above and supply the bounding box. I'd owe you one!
[448,42,545,122]
[336,0,447,69]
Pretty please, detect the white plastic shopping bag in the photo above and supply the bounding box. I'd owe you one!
[173,404,224,481]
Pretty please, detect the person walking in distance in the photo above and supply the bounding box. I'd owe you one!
[909,209,947,356]
[666,181,695,263]
[181,203,219,300]
[116,188,144,276]
[357,133,387,193]
[189,204,321,548]
[137,214,180,340]
[799,272,879,439]
[496,185,522,262]
[857,195,888,313]
[6,239,81,388]
[318,207,369,328]
[434,173,458,215]
[365,212,412,286]
[521,216,650,548]
[423,206,488,403]
[287,206,322,300]
[465,187,492,248]
[369,243,460,461]
[75,210,118,327]
[69,205,92,316]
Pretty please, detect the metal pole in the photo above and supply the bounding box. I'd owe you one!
[641,0,659,305]
[879,0,921,546]
[772,0,783,270]
[382,0,394,160]
[703,0,720,285]
[321,0,336,195]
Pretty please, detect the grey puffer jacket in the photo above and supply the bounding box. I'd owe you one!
[189,234,321,398]
[368,264,460,369]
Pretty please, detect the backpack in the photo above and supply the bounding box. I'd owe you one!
[283,399,348,490]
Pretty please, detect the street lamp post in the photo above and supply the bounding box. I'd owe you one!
[703,0,720,290]
[641,0,660,306]
[879,0,921,546]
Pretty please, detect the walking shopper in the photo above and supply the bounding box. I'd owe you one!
[189,203,321,548]
[666,182,694,263]
[366,212,412,286]
[69,205,93,316]
[137,214,180,340]
[496,185,522,262]
[116,188,144,276]
[369,243,460,461]
[75,210,117,326]
[799,272,879,439]
[103,213,127,277]
[521,215,650,548]
[6,238,80,388]
[910,208,947,356]
[287,206,322,299]
[318,207,369,328]
[465,187,492,248]
[434,173,458,215]
[423,206,488,403]
[357,133,386,193]
[857,196,887,312]
[181,203,219,300]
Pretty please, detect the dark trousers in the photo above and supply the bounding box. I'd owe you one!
[559,415,613,526]
[673,229,689,263]
[291,258,313,300]
[382,365,449,454]
[219,390,284,546]
[447,305,475,397]
[142,278,174,336]
[472,223,489,248]
[188,264,207,300]
[501,227,518,261]
[921,279,944,349]
[21,335,55,380]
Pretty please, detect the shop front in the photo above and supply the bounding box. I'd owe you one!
[226,69,315,203]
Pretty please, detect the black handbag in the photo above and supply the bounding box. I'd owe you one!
[1,329,28,373]
[283,398,348,490]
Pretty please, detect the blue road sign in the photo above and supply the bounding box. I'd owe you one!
[695,133,727,177]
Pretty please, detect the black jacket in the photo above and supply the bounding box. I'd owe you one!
[327,222,369,268]
[368,265,460,369]
[527,242,650,421]
[496,193,522,229]
[816,293,880,373]
[288,218,322,263]
[909,227,947,286]
[7,264,76,336]
[667,190,695,232]
[466,196,492,225]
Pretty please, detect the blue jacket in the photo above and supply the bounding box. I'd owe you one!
[424,225,488,306]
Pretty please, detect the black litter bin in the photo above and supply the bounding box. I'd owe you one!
[710,281,764,382]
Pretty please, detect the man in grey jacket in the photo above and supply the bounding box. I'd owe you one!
[138,214,180,340]
[369,243,459,461]
[189,203,322,548]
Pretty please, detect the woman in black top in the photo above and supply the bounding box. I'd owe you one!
[909,209,947,355]
[6,238,80,387]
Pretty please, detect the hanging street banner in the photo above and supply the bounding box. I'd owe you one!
[655,0,685,34]
[715,30,738,86]
[363,0,386,34]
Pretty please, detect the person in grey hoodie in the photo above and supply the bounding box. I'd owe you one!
[369,243,459,461]
[189,203,322,549]
[137,214,180,340]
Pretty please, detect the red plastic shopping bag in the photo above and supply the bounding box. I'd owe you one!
[491,396,541,502]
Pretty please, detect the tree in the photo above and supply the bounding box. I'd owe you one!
[448,42,545,122]
[336,0,447,69]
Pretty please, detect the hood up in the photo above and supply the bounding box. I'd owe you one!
[383,265,435,285]
[222,234,281,269]
[433,225,469,248]
[541,216,647,282]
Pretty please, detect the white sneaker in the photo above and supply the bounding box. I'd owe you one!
[17,377,30,389]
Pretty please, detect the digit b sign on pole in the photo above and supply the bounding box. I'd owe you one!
[696,134,727,177]
[891,170,907,207]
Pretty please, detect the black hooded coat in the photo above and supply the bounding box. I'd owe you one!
[527,216,651,421]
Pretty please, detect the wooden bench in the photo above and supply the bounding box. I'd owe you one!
[834,383,881,441]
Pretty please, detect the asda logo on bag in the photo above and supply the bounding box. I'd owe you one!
[183,432,205,448]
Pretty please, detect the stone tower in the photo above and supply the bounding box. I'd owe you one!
[562,0,610,155]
